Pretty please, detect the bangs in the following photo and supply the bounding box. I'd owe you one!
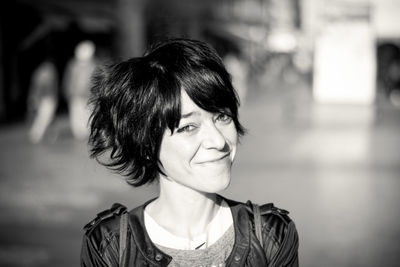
[157,67,238,134]
[146,38,245,136]
[181,67,239,118]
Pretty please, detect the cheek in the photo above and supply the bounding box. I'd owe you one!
[230,139,238,162]
[226,127,238,161]
[159,142,180,168]
[159,136,198,174]
[225,125,238,144]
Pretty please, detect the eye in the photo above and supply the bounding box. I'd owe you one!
[215,113,232,123]
[176,124,197,133]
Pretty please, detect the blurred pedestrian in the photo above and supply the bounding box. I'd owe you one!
[62,40,97,140]
[81,38,299,266]
[27,58,58,143]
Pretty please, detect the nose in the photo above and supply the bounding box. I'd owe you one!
[201,122,226,150]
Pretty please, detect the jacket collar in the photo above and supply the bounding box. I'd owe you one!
[224,197,251,266]
[128,195,251,266]
[129,198,172,266]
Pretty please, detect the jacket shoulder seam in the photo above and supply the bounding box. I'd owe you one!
[84,203,127,234]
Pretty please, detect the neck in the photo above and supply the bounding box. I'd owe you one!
[146,177,221,239]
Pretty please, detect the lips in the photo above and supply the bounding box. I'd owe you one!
[197,153,230,164]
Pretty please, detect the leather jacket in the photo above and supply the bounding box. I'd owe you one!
[81,196,299,266]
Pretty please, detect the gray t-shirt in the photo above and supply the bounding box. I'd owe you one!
[156,225,235,267]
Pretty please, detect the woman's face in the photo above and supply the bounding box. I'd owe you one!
[159,90,238,193]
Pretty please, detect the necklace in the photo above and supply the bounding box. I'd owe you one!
[195,242,206,250]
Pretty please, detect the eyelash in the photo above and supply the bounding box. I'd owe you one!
[176,124,197,133]
[176,113,232,133]
[215,113,232,123]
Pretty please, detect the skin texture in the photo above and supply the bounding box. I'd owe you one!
[146,90,238,239]
[159,90,238,194]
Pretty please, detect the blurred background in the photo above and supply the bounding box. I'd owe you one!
[0,0,400,266]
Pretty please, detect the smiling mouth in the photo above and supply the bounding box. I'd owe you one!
[199,153,230,164]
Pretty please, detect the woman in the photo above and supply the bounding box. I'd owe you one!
[81,38,299,267]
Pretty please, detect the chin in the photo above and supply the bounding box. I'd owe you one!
[206,173,231,193]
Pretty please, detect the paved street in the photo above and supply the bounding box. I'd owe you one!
[0,81,400,266]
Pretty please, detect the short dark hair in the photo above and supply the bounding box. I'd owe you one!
[88,38,245,186]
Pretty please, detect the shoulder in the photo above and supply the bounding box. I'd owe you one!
[257,202,295,238]
[252,202,299,264]
[226,197,297,249]
[225,197,294,229]
[247,201,297,243]
[83,203,127,251]
[81,203,130,266]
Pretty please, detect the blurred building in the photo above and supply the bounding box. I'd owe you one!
[0,0,304,123]
[1,0,399,123]
[303,0,400,105]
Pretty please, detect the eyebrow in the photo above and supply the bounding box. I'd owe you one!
[181,111,201,119]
